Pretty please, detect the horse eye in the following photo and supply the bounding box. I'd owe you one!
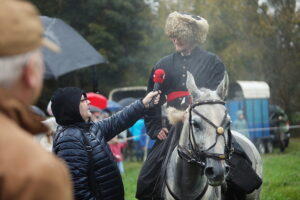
[191,120,201,129]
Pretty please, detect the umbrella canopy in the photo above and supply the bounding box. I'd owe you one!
[40,16,106,79]
[87,92,108,110]
[107,100,122,112]
[118,97,137,107]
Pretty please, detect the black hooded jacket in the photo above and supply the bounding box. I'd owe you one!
[51,87,146,200]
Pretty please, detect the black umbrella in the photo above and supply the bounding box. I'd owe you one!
[118,97,137,107]
[40,16,106,79]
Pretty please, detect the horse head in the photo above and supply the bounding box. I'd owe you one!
[177,71,231,186]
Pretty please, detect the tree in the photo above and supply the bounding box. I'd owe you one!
[194,0,265,81]
[259,0,300,117]
[29,0,156,109]
[193,0,300,119]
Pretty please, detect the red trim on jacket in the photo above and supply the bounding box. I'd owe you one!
[167,91,191,102]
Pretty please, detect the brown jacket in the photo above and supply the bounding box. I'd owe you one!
[0,88,73,200]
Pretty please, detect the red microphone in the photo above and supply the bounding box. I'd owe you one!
[152,69,166,91]
[149,69,165,107]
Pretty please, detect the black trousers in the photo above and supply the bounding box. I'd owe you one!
[136,123,183,200]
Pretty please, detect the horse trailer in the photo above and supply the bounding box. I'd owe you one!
[109,86,147,102]
[226,81,290,154]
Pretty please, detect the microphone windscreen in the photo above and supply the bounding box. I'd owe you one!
[153,69,166,84]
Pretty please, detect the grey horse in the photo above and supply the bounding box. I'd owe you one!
[163,72,262,200]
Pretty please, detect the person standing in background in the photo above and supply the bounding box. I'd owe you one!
[108,136,127,174]
[232,110,250,138]
[129,119,146,162]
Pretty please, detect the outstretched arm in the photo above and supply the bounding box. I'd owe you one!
[96,91,160,141]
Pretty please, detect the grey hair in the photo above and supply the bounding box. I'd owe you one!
[0,49,39,88]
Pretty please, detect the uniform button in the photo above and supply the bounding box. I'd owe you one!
[183,66,186,69]
[182,83,185,86]
[182,74,186,77]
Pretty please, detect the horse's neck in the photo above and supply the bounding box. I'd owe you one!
[168,150,222,200]
[165,148,208,199]
[175,154,207,189]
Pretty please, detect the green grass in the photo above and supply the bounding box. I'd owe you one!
[123,162,143,200]
[261,138,300,200]
[123,138,300,200]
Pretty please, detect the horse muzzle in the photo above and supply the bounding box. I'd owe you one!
[204,159,230,186]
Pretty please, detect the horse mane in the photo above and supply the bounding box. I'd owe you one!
[167,107,186,125]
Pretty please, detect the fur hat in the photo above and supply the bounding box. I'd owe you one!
[165,11,209,44]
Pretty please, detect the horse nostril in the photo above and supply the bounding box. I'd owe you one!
[225,165,230,175]
[204,167,214,178]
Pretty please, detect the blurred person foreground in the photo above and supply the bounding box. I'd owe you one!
[0,0,73,199]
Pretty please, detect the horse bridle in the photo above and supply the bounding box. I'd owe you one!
[177,99,233,167]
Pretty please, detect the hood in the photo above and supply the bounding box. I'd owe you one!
[51,87,86,126]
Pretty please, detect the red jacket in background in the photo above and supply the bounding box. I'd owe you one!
[109,142,127,162]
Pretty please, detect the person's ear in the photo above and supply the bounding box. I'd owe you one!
[21,55,37,88]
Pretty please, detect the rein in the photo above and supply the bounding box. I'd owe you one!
[177,99,233,167]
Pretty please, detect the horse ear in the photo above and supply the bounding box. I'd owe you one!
[186,71,201,101]
[216,71,229,100]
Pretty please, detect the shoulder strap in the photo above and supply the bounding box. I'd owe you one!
[79,130,102,200]
[53,126,101,199]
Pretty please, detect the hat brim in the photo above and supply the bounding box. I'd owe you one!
[42,38,60,53]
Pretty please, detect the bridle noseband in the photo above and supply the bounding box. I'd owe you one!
[177,99,233,167]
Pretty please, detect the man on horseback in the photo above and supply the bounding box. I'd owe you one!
[136,11,226,199]
[136,11,262,200]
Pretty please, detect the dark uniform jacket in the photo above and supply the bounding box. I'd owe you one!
[52,87,146,200]
[145,46,226,139]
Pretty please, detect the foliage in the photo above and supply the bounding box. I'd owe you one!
[29,0,158,109]
[193,0,300,120]
[258,0,300,117]
[193,1,269,80]
[123,138,300,200]
[29,0,299,119]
